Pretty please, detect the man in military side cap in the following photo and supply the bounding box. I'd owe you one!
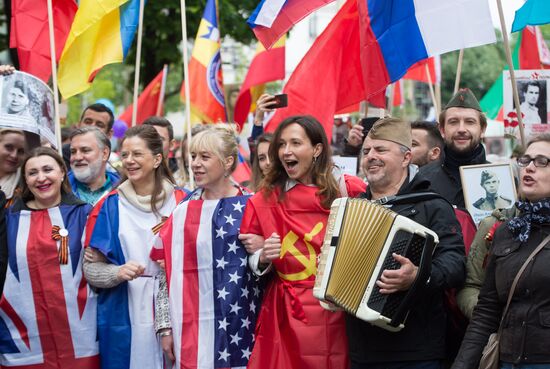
[473,170,512,211]
[420,88,489,208]
[347,117,465,369]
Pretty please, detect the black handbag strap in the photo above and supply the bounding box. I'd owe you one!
[497,234,550,335]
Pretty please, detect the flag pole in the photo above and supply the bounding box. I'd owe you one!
[435,82,441,114]
[46,0,62,154]
[156,64,168,115]
[387,83,395,116]
[180,0,194,188]
[425,64,439,117]
[496,0,526,147]
[453,49,464,94]
[131,0,145,126]
[214,0,230,123]
[435,56,442,112]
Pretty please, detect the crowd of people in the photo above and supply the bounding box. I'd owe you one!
[0,84,549,369]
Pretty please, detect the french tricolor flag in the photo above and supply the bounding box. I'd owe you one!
[248,0,336,48]
[359,0,496,99]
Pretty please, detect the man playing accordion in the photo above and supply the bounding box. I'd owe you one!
[346,117,466,369]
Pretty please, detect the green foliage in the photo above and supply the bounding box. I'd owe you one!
[539,25,550,40]
[440,31,507,105]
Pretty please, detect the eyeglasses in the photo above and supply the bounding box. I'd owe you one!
[517,155,550,168]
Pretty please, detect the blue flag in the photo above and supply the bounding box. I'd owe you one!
[512,0,550,33]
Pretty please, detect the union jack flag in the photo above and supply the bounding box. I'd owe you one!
[151,195,261,369]
[0,202,99,368]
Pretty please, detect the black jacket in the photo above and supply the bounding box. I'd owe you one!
[0,190,8,297]
[452,222,550,368]
[419,145,488,209]
[346,168,466,364]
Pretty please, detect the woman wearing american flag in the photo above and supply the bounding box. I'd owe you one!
[151,125,263,369]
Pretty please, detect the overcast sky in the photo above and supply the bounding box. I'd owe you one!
[489,0,525,33]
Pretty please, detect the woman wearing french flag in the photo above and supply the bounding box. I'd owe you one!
[83,125,187,369]
[240,115,366,369]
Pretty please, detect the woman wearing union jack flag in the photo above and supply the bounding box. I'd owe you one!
[0,147,99,368]
[151,125,263,369]
[240,115,366,369]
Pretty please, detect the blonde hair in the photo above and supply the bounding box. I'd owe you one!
[189,124,239,173]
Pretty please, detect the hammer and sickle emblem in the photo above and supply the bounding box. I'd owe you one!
[151,83,161,95]
[277,222,324,281]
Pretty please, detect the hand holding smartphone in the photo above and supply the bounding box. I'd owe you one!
[360,117,378,137]
[270,94,288,109]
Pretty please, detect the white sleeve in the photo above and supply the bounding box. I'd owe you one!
[248,249,272,277]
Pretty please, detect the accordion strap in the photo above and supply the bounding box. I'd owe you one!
[375,191,452,207]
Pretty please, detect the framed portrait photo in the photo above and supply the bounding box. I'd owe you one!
[503,69,550,139]
[460,163,518,225]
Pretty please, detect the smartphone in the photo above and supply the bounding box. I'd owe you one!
[270,94,288,109]
[360,117,378,136]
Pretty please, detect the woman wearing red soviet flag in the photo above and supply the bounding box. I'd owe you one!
[240,115,365,369]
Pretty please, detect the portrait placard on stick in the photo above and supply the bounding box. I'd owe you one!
[0,71,56,147]
[503,69,550,139]
[460,163,517,225]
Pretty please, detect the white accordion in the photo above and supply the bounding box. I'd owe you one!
[313,197,439,332]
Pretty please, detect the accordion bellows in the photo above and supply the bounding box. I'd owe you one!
[314,198,438,332]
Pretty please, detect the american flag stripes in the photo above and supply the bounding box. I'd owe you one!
[151,196,261,369]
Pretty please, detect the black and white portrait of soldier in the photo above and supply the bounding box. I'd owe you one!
[517,80,547,124]
[473,170,512,211]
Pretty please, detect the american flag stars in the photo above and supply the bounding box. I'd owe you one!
[211,197,261,368]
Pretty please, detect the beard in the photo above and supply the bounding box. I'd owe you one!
[412,152,431,167]
[72,159,103,185]
[446,134,482,154]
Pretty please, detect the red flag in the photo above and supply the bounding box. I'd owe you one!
[520,26,550,69]
[233,36,285,129]
[231,145,252,184]
[119,67,167,126]
[402,57,441,85]
[10,0,77,82]
[392,80,403,107]
[266,0,384,140]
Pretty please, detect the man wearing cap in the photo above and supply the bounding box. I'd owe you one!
[346,117,465,369]
[472,170,512,211]
[420,88,489,208]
